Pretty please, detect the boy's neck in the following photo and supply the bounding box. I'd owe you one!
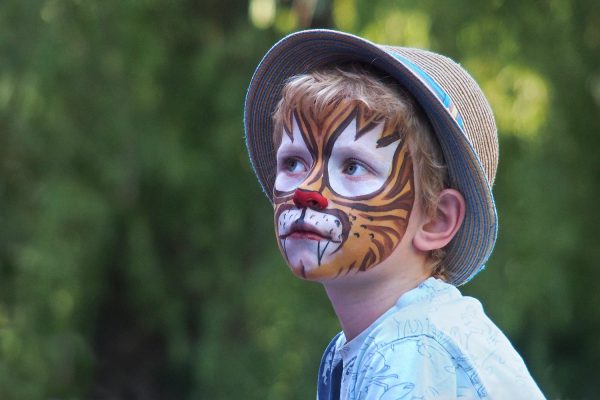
[323,268,430,342]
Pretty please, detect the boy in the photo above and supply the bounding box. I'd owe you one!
[244,29,545,399]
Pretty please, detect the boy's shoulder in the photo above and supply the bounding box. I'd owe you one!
[360,278,532,382]
[326,278,545,399]
[343,278,494,364]
[371,278,491,347]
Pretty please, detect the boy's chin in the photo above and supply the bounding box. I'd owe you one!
[278,238,342,280]
[283,251,338,281]
[287,261,337,281]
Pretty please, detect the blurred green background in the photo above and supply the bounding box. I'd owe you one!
[0,0,598,398]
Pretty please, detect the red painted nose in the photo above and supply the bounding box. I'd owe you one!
[293,189,328,210]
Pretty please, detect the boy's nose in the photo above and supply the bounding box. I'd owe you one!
[293,189,328,210]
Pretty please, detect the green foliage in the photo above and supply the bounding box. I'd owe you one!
[0,0,598,398]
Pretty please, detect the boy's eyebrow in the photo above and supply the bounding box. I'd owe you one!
[376,131,402,148]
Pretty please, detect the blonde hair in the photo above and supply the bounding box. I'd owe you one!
[272,65,450,278]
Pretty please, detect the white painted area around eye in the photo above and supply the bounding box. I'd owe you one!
[327,119,400,197]
[274,115,313,193]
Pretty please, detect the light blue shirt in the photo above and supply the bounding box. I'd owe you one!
[317,277,546,399]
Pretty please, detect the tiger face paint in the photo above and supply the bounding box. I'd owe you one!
[273,101,415,281]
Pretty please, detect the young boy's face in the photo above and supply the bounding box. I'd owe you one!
[273,101,415,280]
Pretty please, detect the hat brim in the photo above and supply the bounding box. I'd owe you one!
[244,29,497,286]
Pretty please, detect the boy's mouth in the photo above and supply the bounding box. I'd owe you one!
[279,221,340,242]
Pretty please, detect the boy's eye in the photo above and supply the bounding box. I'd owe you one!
[342,160,368,176]
[283,157,305,173]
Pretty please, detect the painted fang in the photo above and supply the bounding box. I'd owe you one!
[273,102,415,280]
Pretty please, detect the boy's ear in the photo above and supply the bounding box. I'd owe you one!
[413,189,466,252]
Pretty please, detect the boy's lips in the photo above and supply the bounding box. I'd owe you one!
[279,221,340,242]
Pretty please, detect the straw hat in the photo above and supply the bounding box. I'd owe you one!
[244,29,498,286]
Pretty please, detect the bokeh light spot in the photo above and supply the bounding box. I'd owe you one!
[249,0,276,29]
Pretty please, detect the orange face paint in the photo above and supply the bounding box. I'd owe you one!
[273,102,415,280]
